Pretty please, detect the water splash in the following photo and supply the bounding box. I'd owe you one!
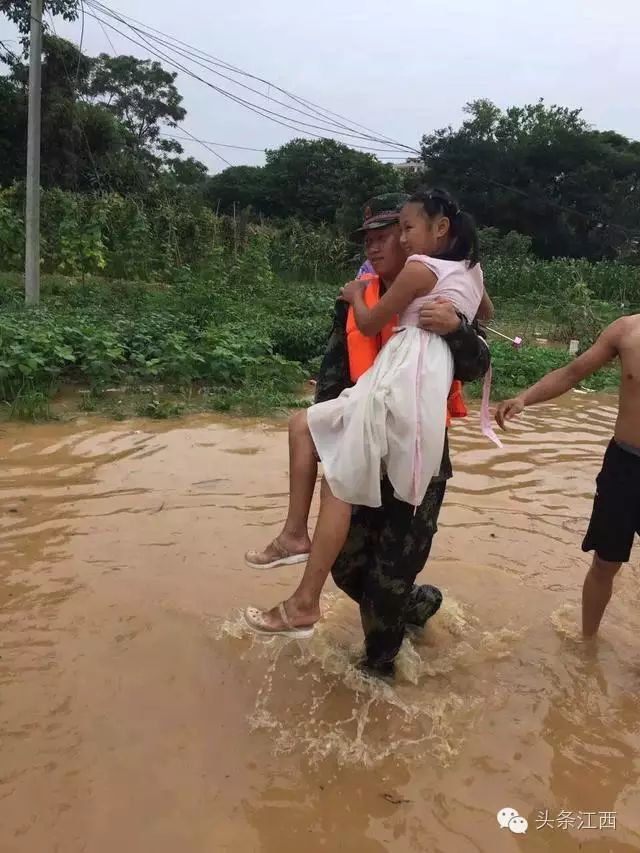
[551,603,581,640]
[213,593,521,768]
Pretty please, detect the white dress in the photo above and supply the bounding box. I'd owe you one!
[307,255,484,508]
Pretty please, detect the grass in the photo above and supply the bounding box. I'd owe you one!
[0,270,625,423]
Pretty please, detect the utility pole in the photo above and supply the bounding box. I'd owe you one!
[25,0,43,306]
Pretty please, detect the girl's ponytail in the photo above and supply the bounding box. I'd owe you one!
[409,187,480,267]
[453,209,480,268]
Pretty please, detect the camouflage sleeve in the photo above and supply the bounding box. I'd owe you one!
[314,300,352,404]
[446,315,491,383]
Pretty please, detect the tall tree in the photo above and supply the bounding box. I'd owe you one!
[421,99,640,260]
[88,54,186,152]
[0,35,207,192]
[263,138,402,227]
[206,140,403,228]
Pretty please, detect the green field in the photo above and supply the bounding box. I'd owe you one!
[0,188,632,422]
[0,255,624,423]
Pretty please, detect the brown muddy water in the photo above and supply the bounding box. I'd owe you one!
[0,395,639,853]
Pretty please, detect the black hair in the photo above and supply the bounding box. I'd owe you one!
[408,187,480,267]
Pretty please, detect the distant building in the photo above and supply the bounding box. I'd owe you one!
[393,160,423,174]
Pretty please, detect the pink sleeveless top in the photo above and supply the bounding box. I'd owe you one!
[400,255,484,326]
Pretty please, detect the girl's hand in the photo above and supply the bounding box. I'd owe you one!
[340,279,366,304]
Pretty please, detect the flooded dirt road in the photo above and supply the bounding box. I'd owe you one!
[1,396,639,853]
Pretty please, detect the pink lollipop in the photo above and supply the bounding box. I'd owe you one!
[486,326,523,348]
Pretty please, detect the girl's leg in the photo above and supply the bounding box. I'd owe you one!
[282,410,317,547]
[245,410,317,565]
[247,477,352,630]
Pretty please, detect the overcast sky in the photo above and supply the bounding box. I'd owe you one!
[2,0,639,173]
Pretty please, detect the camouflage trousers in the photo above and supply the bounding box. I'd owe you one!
[331,476,447,671]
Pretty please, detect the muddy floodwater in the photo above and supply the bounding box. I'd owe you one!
[1,395,639,853]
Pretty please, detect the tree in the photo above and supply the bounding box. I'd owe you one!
[205,166,268,214]
[0,0,78,36]
[88,54,186,151]
[1,35,130,190]
[0,35,207,193]
[0,75,25,187]
[420,99,640,260]
[205,140,403,229]
[162,156,209,188]
[263,138,402,227]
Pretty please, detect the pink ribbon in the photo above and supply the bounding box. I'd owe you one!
[480,364,503,448]
[412,332,426,512]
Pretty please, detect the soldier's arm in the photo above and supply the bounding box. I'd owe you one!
[313,300,351,404]
[419,298,491,382]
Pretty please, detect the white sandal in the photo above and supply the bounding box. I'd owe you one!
[245,537,310,570]
[244,602,315,638]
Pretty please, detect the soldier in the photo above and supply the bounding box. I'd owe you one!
[247,194,491,676]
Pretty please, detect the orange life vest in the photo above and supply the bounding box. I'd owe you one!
[346,275,396,383]
[345,275,468,424]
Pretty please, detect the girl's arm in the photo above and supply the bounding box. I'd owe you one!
[476,289,494,322]
[344,263,437,337]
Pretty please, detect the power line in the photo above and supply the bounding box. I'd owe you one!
[0,39,20,63]
[86,0,414,151]
[161,132,420,158]
[96,15,118,55]
[51,8,233,174]
[173,126,232,168]
[85,6,415,158]
[86,7,393,144]
[160,134,264,153]
[84,0,419,154]
[65,9,233,175]
[74,0,86,87]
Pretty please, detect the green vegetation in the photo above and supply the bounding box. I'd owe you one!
[0,225,630,421]
[0,270,313,421]
[0,187,352,282]
[1,30,639,262]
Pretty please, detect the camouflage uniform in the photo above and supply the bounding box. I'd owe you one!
[315,299,490,674]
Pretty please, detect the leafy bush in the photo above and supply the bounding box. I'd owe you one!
[2,187,640,306]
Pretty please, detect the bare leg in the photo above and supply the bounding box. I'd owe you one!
[582,555,622,637]
[245,410,317,565]
[248,478,352,630]
[281,410,317,545]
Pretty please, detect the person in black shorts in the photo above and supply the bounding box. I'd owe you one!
[582,439,640,565]
[496,314,640,637]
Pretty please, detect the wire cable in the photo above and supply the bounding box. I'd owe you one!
[86,0,412,149]
[84,6,418,158]
[85,0,418,153]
